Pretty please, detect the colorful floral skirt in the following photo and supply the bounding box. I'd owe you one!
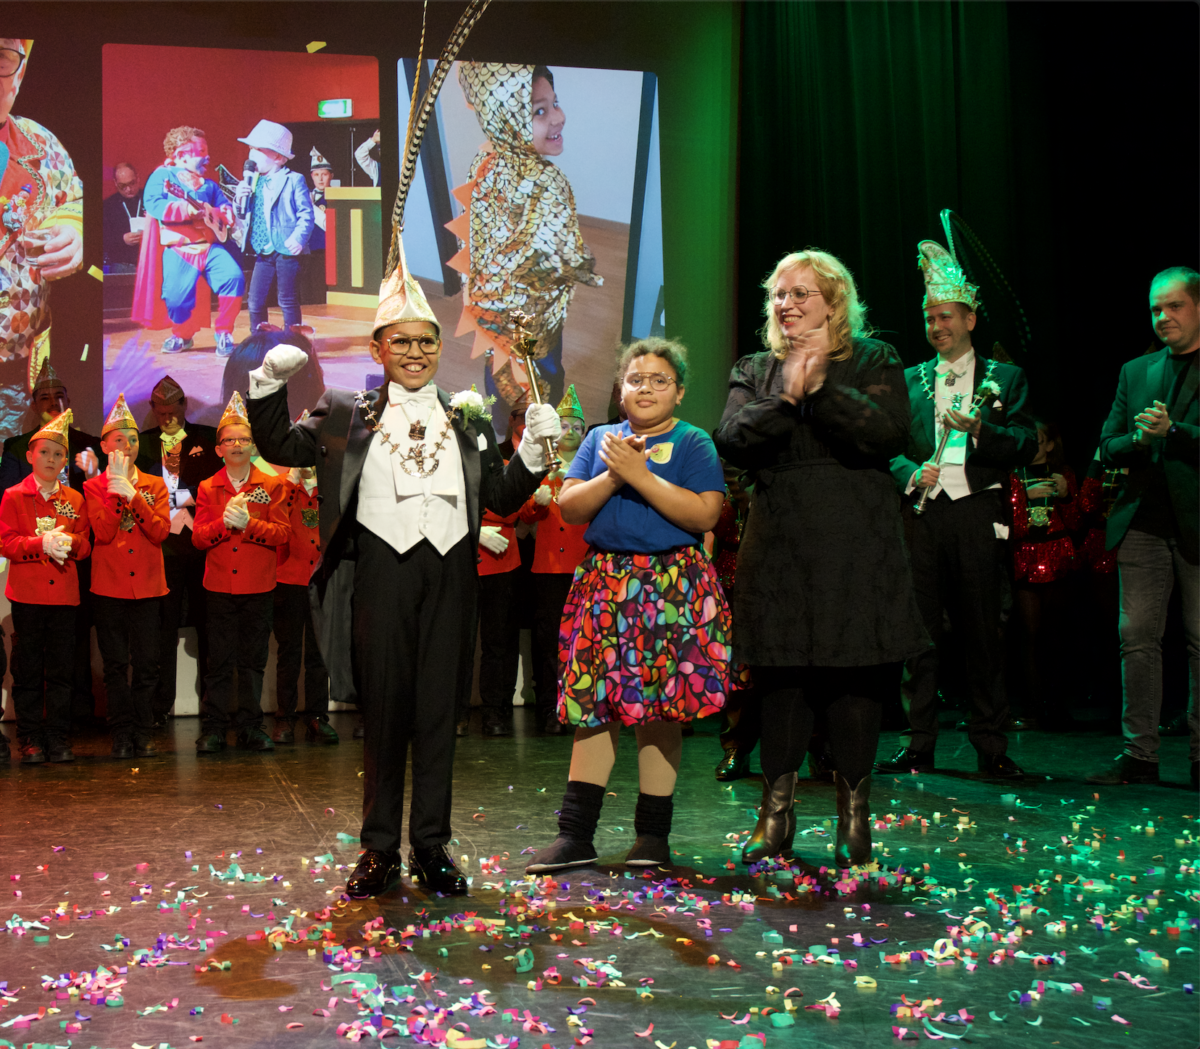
[557,545,731,727]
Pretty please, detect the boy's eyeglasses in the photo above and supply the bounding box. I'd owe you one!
[220,438,253,447]
[623,373,677,392]
[382,334,441,355]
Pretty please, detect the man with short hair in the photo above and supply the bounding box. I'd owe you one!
[1089,267,1199,788]
[135,375,222,726]
[102,162,144,271]
[876,240,1037,781]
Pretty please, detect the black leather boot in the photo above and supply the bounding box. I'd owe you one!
[834,772,872,867]
[714,745,751,781]
[742,773,797,864]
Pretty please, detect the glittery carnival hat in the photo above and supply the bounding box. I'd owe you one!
[101,393,137,435]
[918,240,980,311]
[310,147,332,172]
[30,357,63,394]
[31,408,72,449]
[556,383,583,421]
[151,375,185,405]
[373,240,440,340]
[217,391,250,435]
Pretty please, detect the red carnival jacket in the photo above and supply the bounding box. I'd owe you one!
[193,465,289,594]
[83,468,170,600]
[275,478,322,587]
[0,475,92,605]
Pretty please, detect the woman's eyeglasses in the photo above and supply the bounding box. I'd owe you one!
[624,372,677,392]
[771,285,822,306]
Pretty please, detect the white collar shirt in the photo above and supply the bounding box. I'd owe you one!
[356,382,468,556]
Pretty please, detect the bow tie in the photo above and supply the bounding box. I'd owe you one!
[389,384,438,408]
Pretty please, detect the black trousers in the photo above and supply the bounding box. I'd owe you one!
[11,602,76,745]
[477,569,521,714]
[93,594,161,738]
[756,663,898,786]
[905,490,1009,758]
[155,546,209,719]
[355,531,476,853]
[532,572,573,720]
[273,582,329,718]
[202,590,272,734]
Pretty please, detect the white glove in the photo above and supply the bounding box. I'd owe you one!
[533,485,553,507]
[42,527,70,564]
[518,403,560,472]
[108,473,137,502]
[478,525,509,556]
[223,496,251,531]
[75,448,99,479]
[261,344,309,382]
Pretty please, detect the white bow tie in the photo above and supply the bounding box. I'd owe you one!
[389,384,438,408]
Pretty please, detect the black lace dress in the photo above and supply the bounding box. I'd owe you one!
[713,338,929,669]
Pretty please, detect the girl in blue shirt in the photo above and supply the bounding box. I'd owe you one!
[526,338,730,873]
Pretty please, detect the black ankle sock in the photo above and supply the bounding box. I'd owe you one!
[634,792,674,839]
[559,780,606,842]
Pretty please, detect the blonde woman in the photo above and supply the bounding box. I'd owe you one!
[714,249,927,869]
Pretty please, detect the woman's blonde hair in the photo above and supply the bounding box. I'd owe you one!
[760,249,871,362]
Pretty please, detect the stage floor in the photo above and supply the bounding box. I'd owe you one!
[1,714,1196,1048]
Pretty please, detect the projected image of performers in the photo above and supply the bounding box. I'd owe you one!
[0,37,85,438]
[101,44,380,430]
[401,60,664,434]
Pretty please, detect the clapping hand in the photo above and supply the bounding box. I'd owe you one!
[1135,400,1171,444]
[223,492,251,531]
[599,431,649,485]
[1025,473,1066,500]
[107,450,137,502]
[76,448,99,478]
[41,525,71,564]
[781,330,830,403]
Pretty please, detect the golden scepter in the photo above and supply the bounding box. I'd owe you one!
[508,309,560,472]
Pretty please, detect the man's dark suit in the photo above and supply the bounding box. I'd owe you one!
[890,354,1037,759]
[1099,348,1198,562]
[249,383,543,852]
[135,423,221,719]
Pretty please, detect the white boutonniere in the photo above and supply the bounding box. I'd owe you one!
[449,385,496,425]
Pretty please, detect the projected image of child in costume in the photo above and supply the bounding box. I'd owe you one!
[450,63,602,411]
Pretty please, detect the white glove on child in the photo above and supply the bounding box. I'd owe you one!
[533,485,553,506]
[42,527,70,564]
[223,495,251,531]
[478,525,509,556]
[518,403,562,472]
[249,343,309,397]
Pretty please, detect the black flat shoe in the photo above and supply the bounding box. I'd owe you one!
[409,844,468,895]
[19,742,46,765]
[346,850,403,899]
[237,727,275,751]
[625,835,671,867]
[47,739,74,763]
[714,748,751,781]
[978,753,1025,780]
[111,735,135,759]
[1085,754,1159,785]
[134,737,159,758]
[482,716,513,738]
[525,836,598,874]
[195,732,225,754]
[874,746,935,774]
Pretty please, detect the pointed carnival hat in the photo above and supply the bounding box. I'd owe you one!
[151,375,185,405]
[918,240,980,310]
[217,390,250,435]
[373,238,440,339]
[555,383,583,421]
[31,408,72,449]
[310,147,332,172]
[101,393,137,435]
[30,357,63,394]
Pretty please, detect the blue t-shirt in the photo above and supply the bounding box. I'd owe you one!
[565,420,726,553]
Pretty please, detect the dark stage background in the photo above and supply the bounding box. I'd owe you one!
[9,0,1198,453]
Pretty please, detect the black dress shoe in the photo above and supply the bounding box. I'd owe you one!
[195,732,226,754]
[47,739,74,763]
[714,747,751,781]
[482,715,513,737]
[346,850,403,899]
[979,753,1025,780]
[408,844,468,895]
[237,726,275,751]
[19,742,46,765]
[874,746,935,774]
[1086,753,1159,785]
[111,734,135,759]
[455,718,470,738]
[272,720,295,744]
[134,737,159,758]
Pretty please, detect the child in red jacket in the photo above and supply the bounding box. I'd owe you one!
[271,461,336,744]
[84,394,171,759]
[0,411,92,763]
[192,392,289,753]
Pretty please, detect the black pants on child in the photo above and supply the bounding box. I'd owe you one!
[273,582,329,719]
[93,594,161,739]
[477,569,522,717]
[202,591,272,735]
[11,602,75,745]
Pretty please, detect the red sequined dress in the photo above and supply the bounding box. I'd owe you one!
[1008,466,1080,585]
[1077,460,1124,576]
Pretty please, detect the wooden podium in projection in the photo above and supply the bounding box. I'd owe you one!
[323,186,383,308]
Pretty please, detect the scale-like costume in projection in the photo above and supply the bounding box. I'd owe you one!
[448,62,601,407]
[0,39,84,437]
[133,127,244,355]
